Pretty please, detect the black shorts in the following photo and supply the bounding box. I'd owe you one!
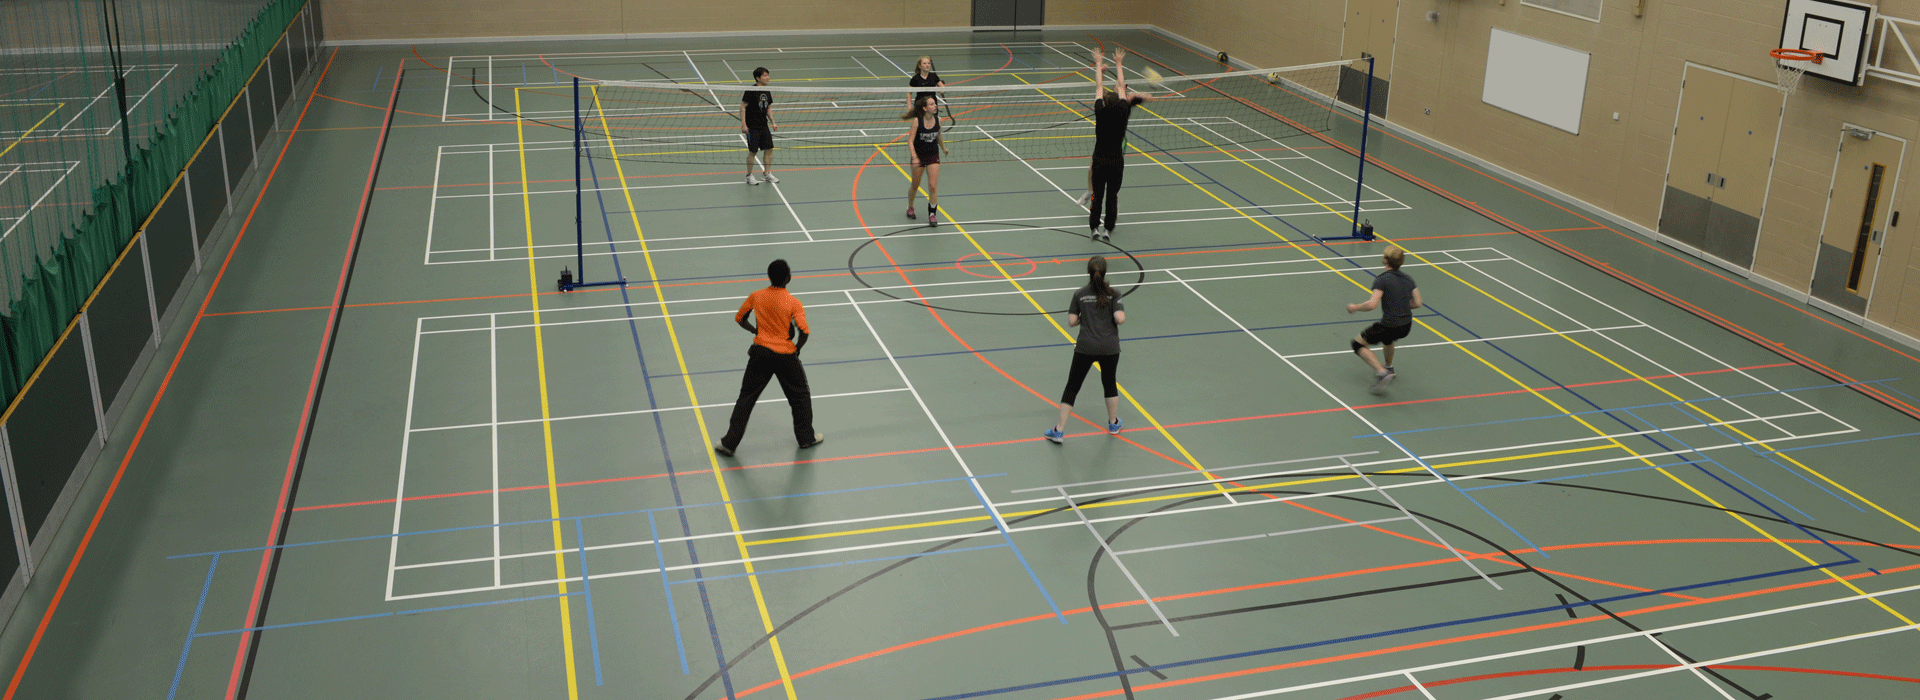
[746,127,774,152]
[913,146,940,166]
[1360,321,1412,346]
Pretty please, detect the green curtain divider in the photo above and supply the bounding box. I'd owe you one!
[0,0,307,407]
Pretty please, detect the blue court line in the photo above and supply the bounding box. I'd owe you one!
[668,543,1009,585]
[1682,400,1864,512]
[1381,433,1548,556]
[165,554,220,700]
[1622,408,1856,562]
[1120,125,1559,554]
[1352,379,1895,438]
[648,511,691,674]
[1759,430,1920,455]
[191,592,580,638]
[167,473,1003,559]
[1459,458,1711,491]
[573,520,604,686]
[917,559,1852,700]
[369,65,382,93]
[1637,407,1816,521]
[649,315,1439,380]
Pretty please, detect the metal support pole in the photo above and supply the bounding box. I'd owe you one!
[1351,55,1376,239]
[575,77,585,283]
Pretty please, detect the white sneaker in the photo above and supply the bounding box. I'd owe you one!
[747,174,762,185]
[762,172,779,183]
[1076,190,1093,207]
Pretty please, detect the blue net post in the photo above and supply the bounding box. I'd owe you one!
[1351,56,1376,240]
[574,77,586,284]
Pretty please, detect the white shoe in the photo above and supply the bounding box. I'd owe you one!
[746,174,761,185]
[1076,190,1093,207]
[1369,369,1396,395]
[762,172,779,183]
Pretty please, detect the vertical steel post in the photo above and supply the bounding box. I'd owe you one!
[1352,56,1376,238]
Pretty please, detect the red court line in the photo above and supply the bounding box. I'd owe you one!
[288,361,1795,512]
[1,46,343,700]
[223,56,404,700]
[202,228,1538,317]
[731,540,1920,699]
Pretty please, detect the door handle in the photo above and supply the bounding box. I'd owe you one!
[1872,230,1883,242]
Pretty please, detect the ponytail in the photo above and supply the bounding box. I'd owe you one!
[1089,256,1114,309]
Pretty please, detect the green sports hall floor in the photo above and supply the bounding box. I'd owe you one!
[3,27,1919,700]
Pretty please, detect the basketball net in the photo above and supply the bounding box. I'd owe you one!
[1770,48,1824,96]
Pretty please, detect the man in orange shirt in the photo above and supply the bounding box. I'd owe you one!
[715,259,824,456]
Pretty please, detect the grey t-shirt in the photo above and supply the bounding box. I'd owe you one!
[1372,269,1417,327]
[1067,284,1125,355]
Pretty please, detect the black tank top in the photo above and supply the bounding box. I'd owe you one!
[913,116,940,152]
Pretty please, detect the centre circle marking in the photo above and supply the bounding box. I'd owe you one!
[955,251,1039,278]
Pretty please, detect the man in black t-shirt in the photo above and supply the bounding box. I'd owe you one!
[1346,246,1423,394]
[1084,47,1153,242]
[740,67,779,185]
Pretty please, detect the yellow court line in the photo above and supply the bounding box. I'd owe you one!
[871,144,1234,501]
[746,441,1622,548]
[0,102,64,160]
[1112,77,1913,621]
[589,86,800,700]
[514,88,581,700]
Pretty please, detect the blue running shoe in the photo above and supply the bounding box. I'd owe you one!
[1107,418,1123,435]
[1044,428,1065,444]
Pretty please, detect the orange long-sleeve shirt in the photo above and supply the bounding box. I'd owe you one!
[737,286,809,354]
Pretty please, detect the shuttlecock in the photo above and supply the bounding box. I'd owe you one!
[1142,68,1164,87]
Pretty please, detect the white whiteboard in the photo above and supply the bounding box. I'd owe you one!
[1483,28,1590,134]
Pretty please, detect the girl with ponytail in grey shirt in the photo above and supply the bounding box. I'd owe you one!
[1046,256,1127,443]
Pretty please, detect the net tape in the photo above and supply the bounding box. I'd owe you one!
[552,59,1364,165]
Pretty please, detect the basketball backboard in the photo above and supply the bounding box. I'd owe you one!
[1780,0,1877,85]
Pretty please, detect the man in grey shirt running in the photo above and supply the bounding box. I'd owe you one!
[1346,246,1423,394]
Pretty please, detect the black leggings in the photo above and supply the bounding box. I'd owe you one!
[1089,159,1124,232]
[1060,352,1120,405]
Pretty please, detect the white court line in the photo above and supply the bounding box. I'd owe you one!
[1031,155,1315,171]
[387,317,425,600]
[424,144,445,266]
[769,177,812,241]
[489,312,501,586]
[1166,268,1502,587]
[1443,250,1806,441]
[1476,252,1863,451]
[871,47,907,73]
[1644,631,1740,699]
[1059,485,1179,636]
[1279,324,1650,359]
[486,142,496,261]
[1203,582,1920,700]
[390,415,1847,584]
[435,178,747,200]
[851,55,880,78]
[0,161,78,244]
[410,388,911,433]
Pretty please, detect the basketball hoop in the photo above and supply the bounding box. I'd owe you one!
[1769,48,1824,96]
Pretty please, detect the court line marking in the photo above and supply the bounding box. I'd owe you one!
[1194,582,1920,700]
[513,87,582,700]
[379,417,1842,584]
[845,289,1066,620]
[589,83,798,699]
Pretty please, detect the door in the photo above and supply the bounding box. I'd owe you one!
[1658,66,1780,269]
[1339,0,1395,116]
[1811,128,1905,316]
[973,0,1043,28]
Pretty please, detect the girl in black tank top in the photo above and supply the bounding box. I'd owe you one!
[900,96,951,225]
